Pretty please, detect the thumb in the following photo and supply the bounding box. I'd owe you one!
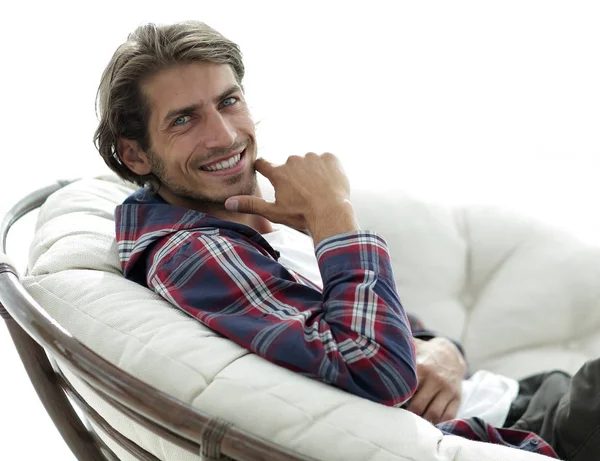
[225,195,276,217]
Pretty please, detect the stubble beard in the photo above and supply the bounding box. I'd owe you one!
[147,148,258,206]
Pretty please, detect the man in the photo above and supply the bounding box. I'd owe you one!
[94,21,599,460]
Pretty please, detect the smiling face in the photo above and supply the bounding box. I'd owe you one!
[120,61,258,211]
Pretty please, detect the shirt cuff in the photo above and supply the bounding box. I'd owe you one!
[315,230,395,282]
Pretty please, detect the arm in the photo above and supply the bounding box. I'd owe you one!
[407,313,467,359]
[148,228,417,406]
[196,152,418,406]
[401,313,467,423]
[406,314,468,424]
[403,310,467,423]
[405,337,466,423]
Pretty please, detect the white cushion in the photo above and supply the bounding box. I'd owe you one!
[351,190,600,379]
[22,175,582,460]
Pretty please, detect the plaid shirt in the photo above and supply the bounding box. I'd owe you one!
[115,189,557,459]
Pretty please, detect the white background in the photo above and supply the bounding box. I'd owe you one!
[0,1,599,459]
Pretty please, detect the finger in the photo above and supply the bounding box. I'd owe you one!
[440,397,460,423]
[405,377,440,417]
[422,391,453,424]
[253,157,277,177]
[225,195,276,217]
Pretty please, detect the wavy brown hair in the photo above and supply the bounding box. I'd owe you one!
[94,21,245,187]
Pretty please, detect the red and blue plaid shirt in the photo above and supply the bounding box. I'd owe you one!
[115,189,557,459]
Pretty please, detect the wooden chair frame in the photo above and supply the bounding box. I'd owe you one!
[0,180,314,461]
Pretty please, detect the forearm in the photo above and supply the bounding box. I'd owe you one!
[151,232,418,406]
[313,231,418,404]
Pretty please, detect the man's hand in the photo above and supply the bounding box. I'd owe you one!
[225,153,360,245]
[405,337,466,425]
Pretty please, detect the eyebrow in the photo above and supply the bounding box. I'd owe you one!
[161,84,243,127]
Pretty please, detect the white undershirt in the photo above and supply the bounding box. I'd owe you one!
[262,224,519,427]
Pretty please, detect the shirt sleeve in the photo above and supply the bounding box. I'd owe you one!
[146,229,417,407]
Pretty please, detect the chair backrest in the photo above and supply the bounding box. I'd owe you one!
[0,180,312,461]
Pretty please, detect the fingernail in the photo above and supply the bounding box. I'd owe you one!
[226,199,238,212]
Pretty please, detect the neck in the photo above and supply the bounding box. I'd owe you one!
[201,204,273,234]
[158,189,274,235]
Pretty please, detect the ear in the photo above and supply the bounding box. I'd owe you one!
[117,138,152,175]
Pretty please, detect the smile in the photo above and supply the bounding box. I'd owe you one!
[198,149,247,176]
[200,152,242,171]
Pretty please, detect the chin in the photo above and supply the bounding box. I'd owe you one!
[198,172,258,206]
[220,172,257,199]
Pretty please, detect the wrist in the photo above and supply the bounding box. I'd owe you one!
[308,200,360,245]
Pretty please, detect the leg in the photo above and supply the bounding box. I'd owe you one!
[540,359,600,461]
[509,359,600,461]
[504,370,571,431]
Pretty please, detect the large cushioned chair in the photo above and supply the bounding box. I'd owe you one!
[3,174,599,460]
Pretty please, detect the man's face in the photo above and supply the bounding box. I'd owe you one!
[141,62,257,207]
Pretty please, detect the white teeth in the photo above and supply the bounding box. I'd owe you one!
[201,153,242,171]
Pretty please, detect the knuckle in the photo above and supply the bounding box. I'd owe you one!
[429,411,441,422]
[419,364,433,376]
[406,396,422,412]
[409,402,423,414]
[430,373,443,384]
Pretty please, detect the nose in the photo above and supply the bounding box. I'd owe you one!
[203,110,236,150]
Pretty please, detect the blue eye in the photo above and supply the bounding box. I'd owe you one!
[221,97,238,107]
[173,115,191,126]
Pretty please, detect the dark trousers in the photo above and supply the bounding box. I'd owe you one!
[503,358,600,461]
